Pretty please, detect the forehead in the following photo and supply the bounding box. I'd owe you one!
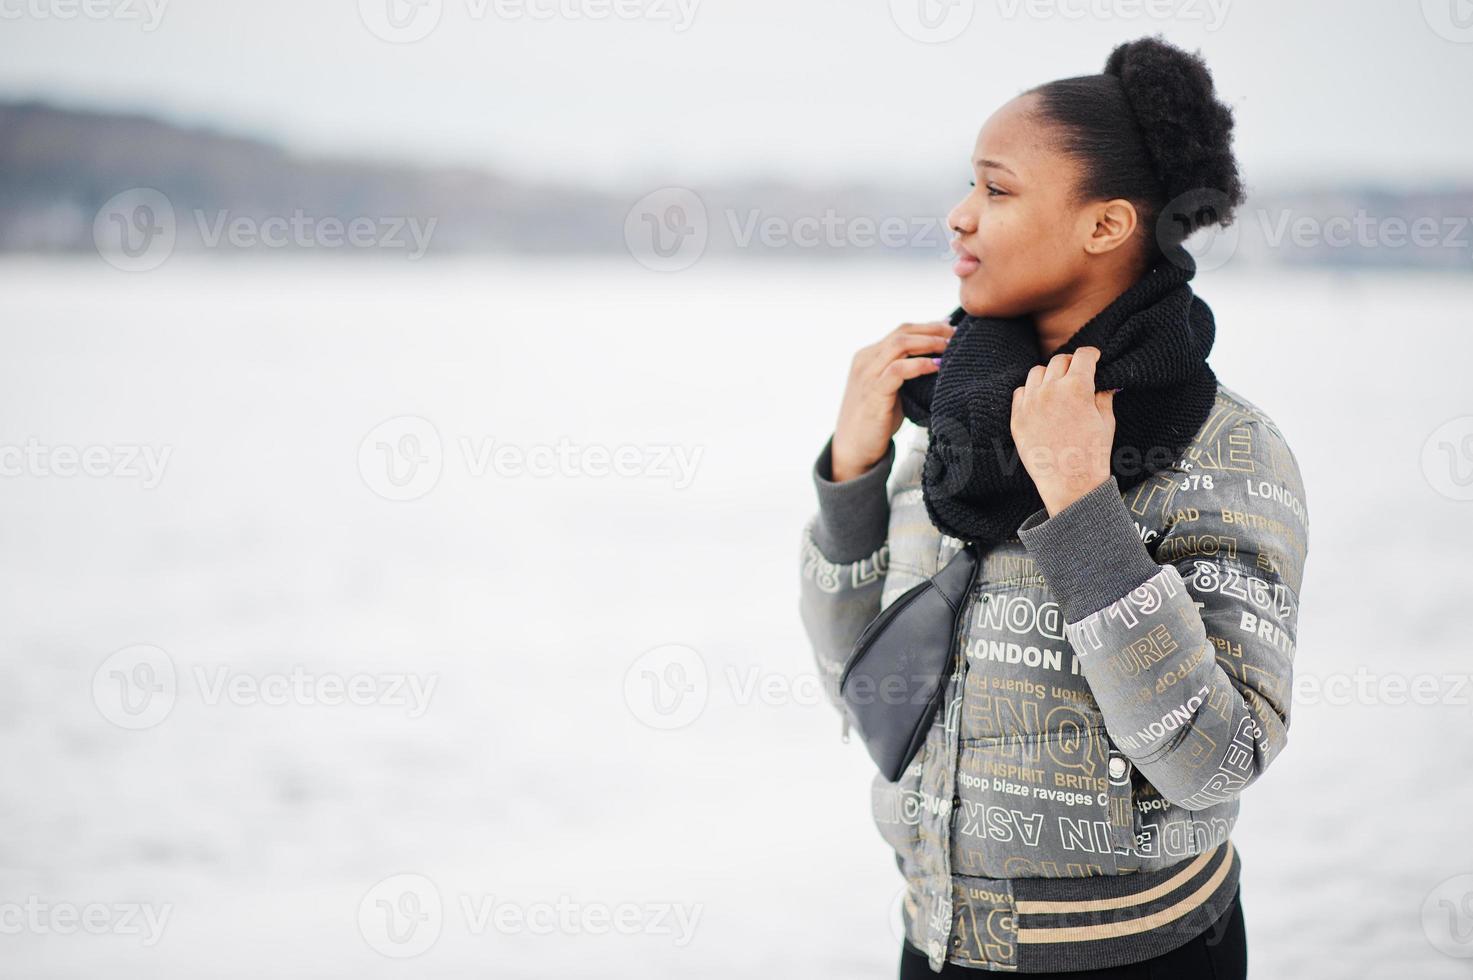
[972,93,1054,177]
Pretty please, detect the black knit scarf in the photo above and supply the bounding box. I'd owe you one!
[898,242,1219,551]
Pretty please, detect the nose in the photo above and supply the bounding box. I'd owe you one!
[947,195,977,238]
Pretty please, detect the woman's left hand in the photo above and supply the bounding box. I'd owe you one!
[1010,346,1119,517]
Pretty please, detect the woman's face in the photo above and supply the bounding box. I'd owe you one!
[947,93,1102,318]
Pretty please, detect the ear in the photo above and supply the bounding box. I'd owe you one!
[1084,198,1139,256]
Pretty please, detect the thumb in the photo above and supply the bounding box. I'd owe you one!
[1096,387,1120,424]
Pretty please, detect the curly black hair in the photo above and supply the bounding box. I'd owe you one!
[1024,34,1246,262]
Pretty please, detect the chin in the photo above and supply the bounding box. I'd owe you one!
[959,277,1029,319]
[958,281,995,318]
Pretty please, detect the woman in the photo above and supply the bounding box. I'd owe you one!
[798,36,1308,977]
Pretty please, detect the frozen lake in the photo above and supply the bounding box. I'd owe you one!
[1,255,1470,977]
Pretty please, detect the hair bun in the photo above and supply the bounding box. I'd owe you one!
[1104,34,1245,235]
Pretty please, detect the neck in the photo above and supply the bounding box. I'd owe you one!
[1031,255,1150,359]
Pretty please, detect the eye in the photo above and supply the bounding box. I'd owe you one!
[986,183,1006,197]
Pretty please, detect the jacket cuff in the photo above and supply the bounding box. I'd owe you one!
[810,433,896,563]
[1015,474,1161,623]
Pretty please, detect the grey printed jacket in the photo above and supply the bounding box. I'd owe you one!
[798,382,1309,973]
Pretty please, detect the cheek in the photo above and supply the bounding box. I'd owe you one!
[977,206,1053,276]
[963,206,1054,309]
[966,204,1072,313]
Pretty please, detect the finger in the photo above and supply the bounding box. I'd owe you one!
[1095,387,1116,423]
[852,330,945,377]
[878,353,942,390]
[885,331,953,360]
[1023,364,1046,390]
[869,339,948,379]
[1042,352,1072,382]
[1070,346,1101,382]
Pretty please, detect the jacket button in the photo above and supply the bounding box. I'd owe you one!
[1109,757,1128,779]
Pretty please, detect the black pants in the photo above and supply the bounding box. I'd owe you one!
[899,885,1246,979]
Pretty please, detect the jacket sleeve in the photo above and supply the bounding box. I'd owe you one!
[1014,417,1308,809]
[798,432,897,722]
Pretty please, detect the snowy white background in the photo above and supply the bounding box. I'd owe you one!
[1,257,1470,977]
[3,0,1472,974]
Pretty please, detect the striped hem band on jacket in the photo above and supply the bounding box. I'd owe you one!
[1008,840,1242,973]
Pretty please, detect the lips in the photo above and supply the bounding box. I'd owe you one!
[951,238,980,278]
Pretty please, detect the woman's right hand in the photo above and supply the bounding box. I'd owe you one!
[830,320,956,482]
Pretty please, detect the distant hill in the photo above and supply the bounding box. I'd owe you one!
[0,101,625,253]
[1,101,1469,270]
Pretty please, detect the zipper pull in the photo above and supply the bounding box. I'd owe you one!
[841,713,851,743]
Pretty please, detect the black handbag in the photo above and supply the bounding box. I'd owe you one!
[838,540,982,782]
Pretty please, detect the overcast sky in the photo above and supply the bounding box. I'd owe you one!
[1,0,1469,189]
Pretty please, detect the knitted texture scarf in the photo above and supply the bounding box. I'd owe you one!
[897,242,1219,551]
